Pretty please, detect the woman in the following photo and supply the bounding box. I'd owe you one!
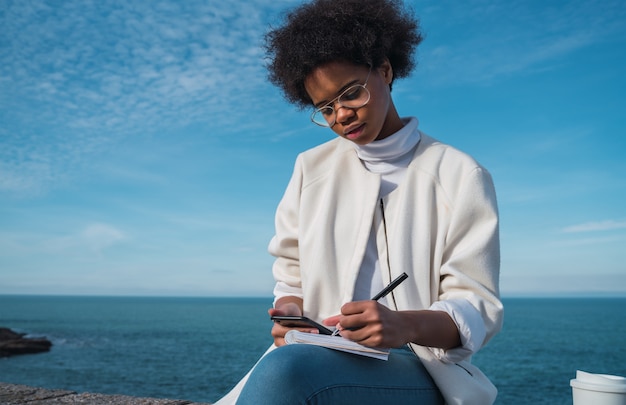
[217,0,503,403]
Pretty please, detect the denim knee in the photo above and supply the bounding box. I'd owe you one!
[252,344,314,386]
[237,345,319,405]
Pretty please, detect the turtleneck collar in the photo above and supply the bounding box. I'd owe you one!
[353,117,420,166]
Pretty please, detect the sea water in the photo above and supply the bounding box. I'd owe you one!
[0,295,624,404]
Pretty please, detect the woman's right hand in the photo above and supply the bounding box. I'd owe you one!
[268,297,309,346]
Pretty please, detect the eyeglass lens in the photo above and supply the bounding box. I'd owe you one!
[311,84,370,127]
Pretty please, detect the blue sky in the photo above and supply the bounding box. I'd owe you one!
[1,0,625,297]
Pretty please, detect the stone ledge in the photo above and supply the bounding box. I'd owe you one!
[0,382,212,405]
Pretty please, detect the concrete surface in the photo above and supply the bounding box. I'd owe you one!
[0,382,212,405]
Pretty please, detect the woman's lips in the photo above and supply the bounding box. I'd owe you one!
[344,124,365,140]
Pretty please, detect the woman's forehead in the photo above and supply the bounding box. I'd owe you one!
[304,62,369,103]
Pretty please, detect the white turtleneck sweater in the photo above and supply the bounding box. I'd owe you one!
[351,117,421,304]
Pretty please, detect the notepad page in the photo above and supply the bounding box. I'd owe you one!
[284,330,390,360]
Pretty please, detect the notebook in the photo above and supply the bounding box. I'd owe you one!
[284,330,390,360]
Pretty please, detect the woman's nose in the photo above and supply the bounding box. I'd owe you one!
[334,105,355,124]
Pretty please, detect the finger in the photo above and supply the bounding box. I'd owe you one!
[274,328,320,346]
[272,322,319,338]
[323,314,341,325]
[269,307,291,317]
[270,323,291,338]
[339,326,381,347]
[341,300,376,315]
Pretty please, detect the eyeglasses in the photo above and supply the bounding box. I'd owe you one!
[310,69,371,127]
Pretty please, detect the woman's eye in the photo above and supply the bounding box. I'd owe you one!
[321,107,334,116]
[342,87,362,101]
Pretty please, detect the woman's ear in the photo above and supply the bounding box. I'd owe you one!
[378,59,394,85]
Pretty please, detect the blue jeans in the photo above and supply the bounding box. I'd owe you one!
[236,344,444,405]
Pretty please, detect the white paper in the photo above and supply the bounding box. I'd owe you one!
[284,330,390,360]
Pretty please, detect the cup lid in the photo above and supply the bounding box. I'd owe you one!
[576,370,626,387]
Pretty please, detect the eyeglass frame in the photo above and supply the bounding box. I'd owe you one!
[310,68,372,127]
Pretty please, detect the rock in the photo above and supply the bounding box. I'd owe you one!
[0,327,52,357]
[0,382,212,404]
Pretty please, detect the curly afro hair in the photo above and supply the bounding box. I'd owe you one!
[264,0,423,109]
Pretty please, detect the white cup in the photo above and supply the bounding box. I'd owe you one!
[571,370,626,405]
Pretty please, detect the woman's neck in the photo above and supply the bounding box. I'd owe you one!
[375,102,404,141]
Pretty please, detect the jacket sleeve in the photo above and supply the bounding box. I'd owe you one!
[268,155,303,291]
[438,166,503,348]
[429,298,486,362]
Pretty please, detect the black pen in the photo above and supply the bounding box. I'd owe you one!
[371,272,409,301]
[331,272,409,336]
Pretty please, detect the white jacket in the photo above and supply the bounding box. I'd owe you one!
[269,131,503,404]
[217,131,503,405]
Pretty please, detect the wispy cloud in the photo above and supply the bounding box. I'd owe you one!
[0,222,127,262]
[44,223,126,254]
[0,1,276,129]
[80,223,127,253]
[417,0,626,86]
[0,0,294,195]
[563,220,626,233]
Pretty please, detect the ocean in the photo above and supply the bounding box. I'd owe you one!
[0,295,624,404]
